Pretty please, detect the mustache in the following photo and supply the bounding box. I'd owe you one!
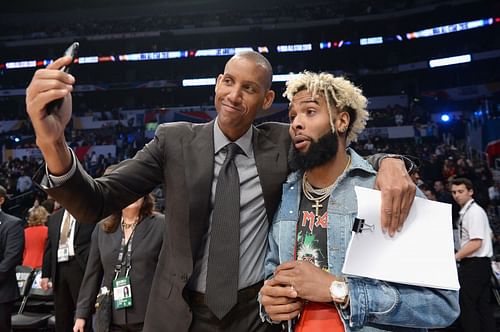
[288,131,339,171]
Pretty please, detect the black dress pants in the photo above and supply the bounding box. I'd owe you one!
[55,258,93,332]
[187,282,281,332]
[458,257,496,332]
[0,301,14,332]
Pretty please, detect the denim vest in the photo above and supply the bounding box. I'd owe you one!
[263,148,459,331]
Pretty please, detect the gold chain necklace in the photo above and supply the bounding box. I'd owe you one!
[302,155,351,219]
[121,217,138,230]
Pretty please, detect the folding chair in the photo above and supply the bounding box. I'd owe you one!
[24,269,54,314]
[11,266,53,331]
[491,260,500,306]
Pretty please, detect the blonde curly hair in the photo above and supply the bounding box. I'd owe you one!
[28,206,49,227]
[283,71,369,144]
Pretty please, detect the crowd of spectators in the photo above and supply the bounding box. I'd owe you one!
[354,134,500,253]
[0,156,41,198]
[0,105,498,224]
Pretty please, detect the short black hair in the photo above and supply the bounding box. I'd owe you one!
[450,177,473,191]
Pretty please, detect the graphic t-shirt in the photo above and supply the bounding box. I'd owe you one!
[296,195,329,270]
[294,193,345,332]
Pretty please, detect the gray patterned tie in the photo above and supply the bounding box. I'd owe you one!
[206,143,241,319]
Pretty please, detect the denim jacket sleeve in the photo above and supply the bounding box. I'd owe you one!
[342,277,460,329]
[259,199,290,325]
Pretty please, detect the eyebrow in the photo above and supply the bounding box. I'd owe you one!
[290,98,319,109]
[299,98,319,105]
[223,73,261,88]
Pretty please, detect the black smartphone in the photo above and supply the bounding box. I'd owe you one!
[46,42,79,114]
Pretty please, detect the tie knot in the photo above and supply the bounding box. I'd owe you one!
[225,143,240,161]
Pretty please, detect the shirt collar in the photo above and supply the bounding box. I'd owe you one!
[213,117,253,157]
[459,198,474,214]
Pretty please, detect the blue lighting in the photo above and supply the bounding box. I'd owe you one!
[319,41,332,49]
[440,114,450,122]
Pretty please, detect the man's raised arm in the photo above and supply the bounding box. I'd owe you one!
[25,56,75,176]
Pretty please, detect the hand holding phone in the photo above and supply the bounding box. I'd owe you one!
[46,42,79,114]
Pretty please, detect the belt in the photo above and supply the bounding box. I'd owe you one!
[188,281,263,306]
[460,256,491,264]
[59,256,76,263]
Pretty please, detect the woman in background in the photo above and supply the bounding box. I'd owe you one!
[23,206,49,268]
[73,192,164,332]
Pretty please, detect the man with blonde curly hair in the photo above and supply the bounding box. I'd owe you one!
[259,71,459,331]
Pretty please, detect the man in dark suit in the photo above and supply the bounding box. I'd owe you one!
[0,185,24,332]
[40,208,94,332]
[26,51,416,331]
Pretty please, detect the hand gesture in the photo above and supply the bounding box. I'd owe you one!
[25,56,74,149]
[272,260,336,303]
[260,279,303,322]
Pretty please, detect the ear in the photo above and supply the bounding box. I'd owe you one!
[215,74,224,93]
[335,111,350,135]
[262,89,275,111]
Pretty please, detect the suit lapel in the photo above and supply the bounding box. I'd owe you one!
[253,126,288,222]
[73,216,79,238]
[53,209,65,245]
[110,225,123,257]
[128,216,151,253]
[184,121,215,257]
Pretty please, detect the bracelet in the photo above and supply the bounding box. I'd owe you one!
[380,154,417,175]
[339,295,350,310]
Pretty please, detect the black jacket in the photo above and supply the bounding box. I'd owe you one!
[42,208,95,286]
[0,210,24,303]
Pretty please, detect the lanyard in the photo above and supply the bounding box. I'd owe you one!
[114,226,136,279]
[458,200,474,241]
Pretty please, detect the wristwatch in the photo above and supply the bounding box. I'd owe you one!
[330,278,349,303]
[380,154,418,175]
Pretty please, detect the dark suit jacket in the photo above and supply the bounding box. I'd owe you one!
[41,208,96,287]
[0,210,24,304]
[40,121,291,331]
[75,213,164,325]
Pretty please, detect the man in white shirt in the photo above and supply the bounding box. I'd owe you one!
[40,208,95,332]
[452,177,496,332]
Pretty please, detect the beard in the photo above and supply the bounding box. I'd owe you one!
[288,131,339,172]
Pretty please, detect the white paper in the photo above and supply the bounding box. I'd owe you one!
[342,186,460,290]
